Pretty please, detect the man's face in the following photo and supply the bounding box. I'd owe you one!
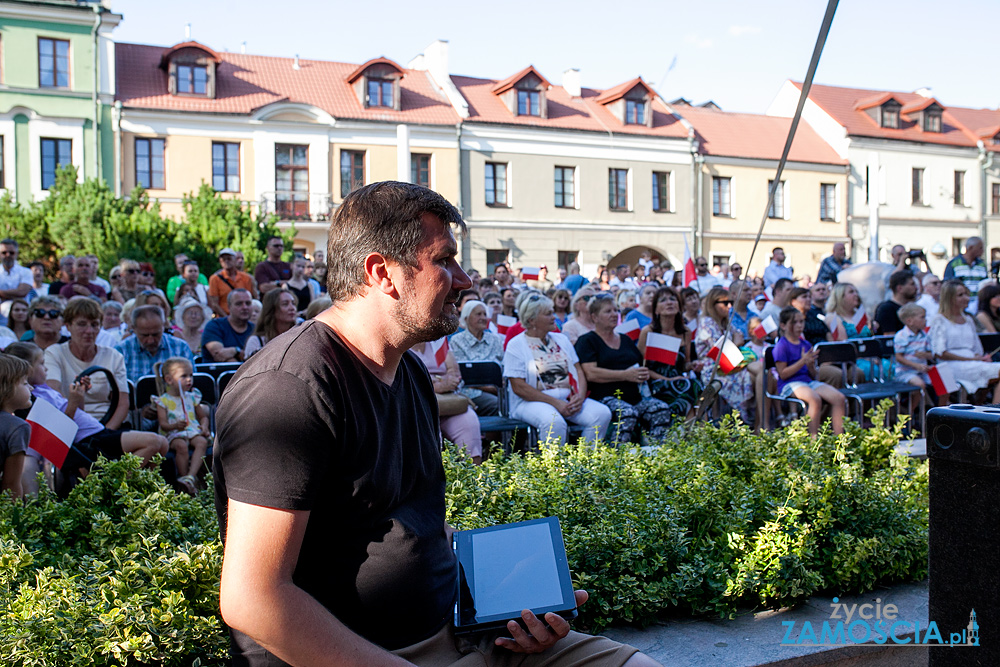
[0,243,17,269]
[775,284,792,304]
[235,252,246,269]
[558,268,567,281]
[219,254,236,271]
[31,265,44,283]
[229,293,253,323]
[183,265,199,282]
[695,258,709,276]
[392,214,472,342]
[133,316,164,354]
[267,238,284,259]
[174,255,188,273]
[772,249,785,264]
[731,264,743,279]
[892,245,906,262]
[810,283,829,304]
[616,266,629,280]
[924,277,942,298]
[899,277,918,300]
[74,259,91,281]
[539,267,547,280]
[833,244,846,261]
[303,260,315,278]
[968,242,984,261]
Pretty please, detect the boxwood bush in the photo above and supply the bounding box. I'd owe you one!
[0,405,927,664]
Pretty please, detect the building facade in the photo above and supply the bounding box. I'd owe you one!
[0,0,120,201]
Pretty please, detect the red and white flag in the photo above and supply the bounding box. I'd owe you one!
[928,365,959,396]
[496,315,517,335]
[645,332,682,365]
[707,335,744,373]
[26,398,79,469]
[850,307,868,331]
[429,337,450,366]
[683,235,697,287]
[753,316,778,340]
[521,267,540,281]
[614,318,641,341]
[825,314,841,341]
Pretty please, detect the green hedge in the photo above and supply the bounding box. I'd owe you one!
[0,406,927,665]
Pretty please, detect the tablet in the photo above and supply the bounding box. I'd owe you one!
[453,516,578,636]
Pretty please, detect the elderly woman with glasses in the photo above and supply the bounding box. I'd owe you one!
[23,296,69,350]
[575,293,673,443]
[503,294,611,446]
[694,286,756,423]
[450,300,504,416]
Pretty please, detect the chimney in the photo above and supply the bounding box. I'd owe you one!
[293,54,300,70]
[184,23,191,41]
[423,40,450,86]
[240,41,247,54]
[915,87,933,98]
[563,68,581,98]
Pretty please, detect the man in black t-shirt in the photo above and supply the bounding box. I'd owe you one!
[254,235,292,295]
[874,270,917,336]
[214,182,649,667]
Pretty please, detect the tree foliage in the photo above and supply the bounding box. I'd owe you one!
[0,167,294,289]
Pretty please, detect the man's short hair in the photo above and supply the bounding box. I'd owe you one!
[898,303,925,321]
[227,288,251,306]
[326,181,467,302]
[773,278,793,293]
[772,247,783,255]
[889,270,914,293]
[0,238,17,249]
[63,296,102,324]
[132,304,165,326]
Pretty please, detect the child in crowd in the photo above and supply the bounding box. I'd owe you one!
[0,353,32,499]
[153,357,210,495]
[6,343,167,494]
[893,303,935,409]
[772,306,846,435]
[746,315,767,361]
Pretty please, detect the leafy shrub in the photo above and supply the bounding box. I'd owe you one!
[0,404,927,662]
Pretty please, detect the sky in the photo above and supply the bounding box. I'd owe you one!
[111,0,999,114]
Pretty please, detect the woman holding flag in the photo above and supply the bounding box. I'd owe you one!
[824,282,886,381]
[929,280,1000,404]
[575,294,673,443]
[694,287,756,424]
[637,287,704,419]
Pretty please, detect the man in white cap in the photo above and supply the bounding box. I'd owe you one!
[208,247,258,318]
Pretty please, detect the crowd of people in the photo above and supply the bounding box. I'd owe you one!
[0,225,999,494]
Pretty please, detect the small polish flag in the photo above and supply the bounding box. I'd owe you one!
[850,307,868,331]
[26,397,79,469]
[614,318,641,341]
[928,365,959,396]
[645,332,682,365]
[707,335,744,373]
[521,267,540,281]
[827,315,841,340]
[496,315,517,335]
[683,235,697,287]
[430,337,450,366]
[753,316,778,340]
[924,326,931,333]
[569,372,579,396]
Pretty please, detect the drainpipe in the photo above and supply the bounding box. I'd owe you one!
[980,140,994,247]
[688,133,703,256]
[456,122,470,268]
[91,5,102,181]
[113,100,122,197]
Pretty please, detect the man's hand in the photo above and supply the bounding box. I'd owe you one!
[494,590,588,653]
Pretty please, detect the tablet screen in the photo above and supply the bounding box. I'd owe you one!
[470,522,563,616]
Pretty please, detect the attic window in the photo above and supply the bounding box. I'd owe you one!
[177,65,207,95]
[924,110,942,133]
[625,99,645,125]
[881,103,900,129]
[518,90,540,116]
[367,78,393,108]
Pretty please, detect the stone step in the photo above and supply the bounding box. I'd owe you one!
[601,580,928,667]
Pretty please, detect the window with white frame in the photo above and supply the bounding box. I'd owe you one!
[768,180,786,219]
[820,183,837,221]
[954,170,966,206]
[485,162,508,206]
[554,166,575,208]
[609,168,628,210]
[652,171,671,212]
[41,137,71,190]
[713,177,731,216]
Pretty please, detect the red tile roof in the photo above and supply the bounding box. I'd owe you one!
[945,106,1000,145]
[676,105,845,165]
[900,97,941,115]
[116,43,461,125]
[159,41,220,67]
[854,92,900,111]
[345,57,404,84]
[593,77,654,105]
[451,74,689,138]
[794,82,979,147]
[491,65,551,95]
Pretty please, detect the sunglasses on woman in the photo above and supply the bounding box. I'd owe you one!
[32,309,62,319]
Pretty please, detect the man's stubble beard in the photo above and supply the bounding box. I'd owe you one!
[393,290,460,344]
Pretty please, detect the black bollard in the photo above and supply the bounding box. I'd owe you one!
[927,405,993,665]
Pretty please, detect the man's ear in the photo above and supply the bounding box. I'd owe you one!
[364,253,398,297]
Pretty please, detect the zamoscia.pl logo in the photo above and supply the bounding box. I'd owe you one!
[780,598,979,647]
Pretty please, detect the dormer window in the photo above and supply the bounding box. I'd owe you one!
[626,99,645,125]
[493,66,550,119]
[161,41,220,99]
[347,58,405,111]
[924,111,941,133]
[518,90,540,116]
[367,78,393,108]
[881,104,899,129]
[177,64,207,95]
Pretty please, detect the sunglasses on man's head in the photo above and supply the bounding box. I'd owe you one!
[32,309,62,319]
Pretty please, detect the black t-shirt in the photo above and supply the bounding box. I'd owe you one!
[874,300,904,335]
[213,320,456,660]
[804,306,829,345]
[200,317,254,362]
[574,331,643,403]
[287,283,311,312]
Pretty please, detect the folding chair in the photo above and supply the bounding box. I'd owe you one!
[192,372,218,434]
[822,339,901,422]
[763,347,807,426]
[873,336,925,433]
[195,361,243,380]
[217,369,238,398]
[457,360,537,453]
[980,332,1000,361]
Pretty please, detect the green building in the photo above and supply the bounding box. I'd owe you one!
[0,0,120,202]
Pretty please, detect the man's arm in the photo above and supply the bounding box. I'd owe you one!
[0,282,31,300]
[220,499,414,667]
[204,341,239,362]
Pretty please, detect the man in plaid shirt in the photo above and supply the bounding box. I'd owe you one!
[115,304,195,382]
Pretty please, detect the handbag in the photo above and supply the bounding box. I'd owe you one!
[436,391,472,416]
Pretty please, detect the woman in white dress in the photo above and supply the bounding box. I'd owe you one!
[929,279,1000,403]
